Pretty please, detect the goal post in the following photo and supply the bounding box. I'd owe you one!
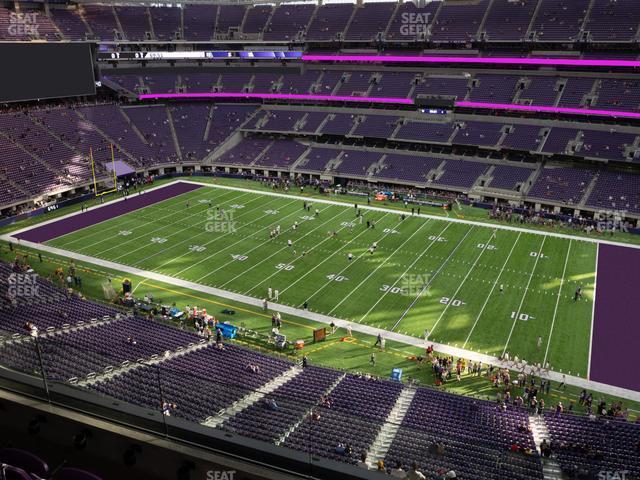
[90,144,118,197]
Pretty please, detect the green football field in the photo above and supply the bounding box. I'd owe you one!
[45,183,597,377]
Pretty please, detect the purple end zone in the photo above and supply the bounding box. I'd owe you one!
[590,244,640,392]
[15,182,203,243]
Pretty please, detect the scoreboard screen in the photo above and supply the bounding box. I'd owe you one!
[0,43,96,103]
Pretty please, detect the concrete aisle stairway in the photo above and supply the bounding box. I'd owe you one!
[529,414,564,480]
[365,385,417,469]
[203,365,302,428]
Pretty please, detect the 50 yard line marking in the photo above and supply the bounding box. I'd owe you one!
[391,225,475,332]
[543,239,572,368]
[276,212,392,297]
[463,232,521,348]
[501,235,547,357]
[216,206,347,288]
[171,198,302,277]
[243,211,388,295]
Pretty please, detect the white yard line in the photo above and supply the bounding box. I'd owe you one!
[587,244,599,380]
[3,235,637,403]
[13,179,640,251]
[278,213,392,296]
[243,210,373,295]
[170,199,302,278]
[101,191,256,260]
[358,221,450,323]
[53,187,218,249]
[172,180,640,251]
[543,239,572,368]
[326,220,432,317]
[429,229,495,336]
[501,236,547,357]
[217,206,347,289]
[463,232,522,348]
[129,194,284,268]
[391,225,475,332]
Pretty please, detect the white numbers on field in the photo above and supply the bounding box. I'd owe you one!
[231,254,248,261]
[189,245,206,252]
[529,251,547,258]
[264,209,279,215]
[428,236,446,242]
[380,284,405,295]
[300,215,315,221]
[150,237,167,244]
[440,297,466,307]
[384,228,399,234]
[276,263,295,271]
[477,243,497,250]
[326,274,348,282]
[511,311,535,321]
[341,221,356,228]
[119,230,132,236]
[229,204,245,210]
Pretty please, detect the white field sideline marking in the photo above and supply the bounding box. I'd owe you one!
[101,191,256,260]
[587,244,599,379]
[54,187,219,249]
[13,179,640,252]
[129,194,285,268]
[243,209,373,295]
[463,232,522,348]
[299,217,407,307]
[170,198,302,278]
[217,206,348,289]
[173,180,640,251]
[278,213,392,297]
[4,234,637,403]
[391,225,475,332]
[326,220,432,317]
[429,229,496,337]
[501,236,547,357]
[358,222,453,324]
[543,239,572,367]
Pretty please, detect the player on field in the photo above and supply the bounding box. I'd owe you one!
[268,287,272,299]
[537,336,542,350]
[372,241,378,250]
[499,284,504,294]
[368,246,374,255]
[348,253,353,261]
[287,239,292,247]
[574,286,582,302]
[293,221,298,231]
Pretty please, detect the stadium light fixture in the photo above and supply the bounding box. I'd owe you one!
[302,54,640,68]
[138,92,414,105]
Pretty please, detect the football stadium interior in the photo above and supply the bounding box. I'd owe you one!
[0,0,639,479]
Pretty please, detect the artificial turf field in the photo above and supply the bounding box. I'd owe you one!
[40,182,597,378]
